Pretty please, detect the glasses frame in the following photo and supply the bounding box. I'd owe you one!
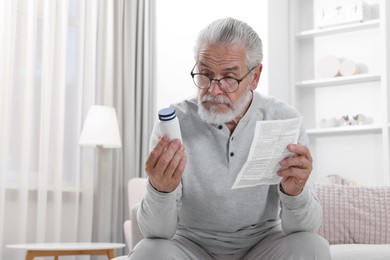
[190,62,256,93]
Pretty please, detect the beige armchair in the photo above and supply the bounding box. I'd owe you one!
[123,178,147,251]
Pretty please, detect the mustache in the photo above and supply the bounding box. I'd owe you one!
[200,95,232,106]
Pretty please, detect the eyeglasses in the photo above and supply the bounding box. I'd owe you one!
[190,63,256,93]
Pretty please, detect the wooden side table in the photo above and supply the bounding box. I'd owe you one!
[7,242,126,260]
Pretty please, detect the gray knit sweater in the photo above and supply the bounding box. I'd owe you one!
[138,91,322,254]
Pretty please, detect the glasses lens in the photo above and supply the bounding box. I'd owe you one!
[192,74,240,93]
[193,74,210,89]
[220,78,239,93]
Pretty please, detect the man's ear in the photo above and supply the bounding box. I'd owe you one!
[250,64,263,91]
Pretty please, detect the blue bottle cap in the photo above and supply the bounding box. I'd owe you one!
[158,107,176,121]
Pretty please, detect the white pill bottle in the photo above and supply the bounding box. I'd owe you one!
[158,107,182,142]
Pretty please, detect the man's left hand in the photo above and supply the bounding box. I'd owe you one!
[277,144,313,196]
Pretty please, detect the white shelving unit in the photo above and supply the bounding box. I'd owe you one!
[296,73,381,88]
[289,0,390,185]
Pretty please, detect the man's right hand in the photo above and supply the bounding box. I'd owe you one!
[144,135,186,193]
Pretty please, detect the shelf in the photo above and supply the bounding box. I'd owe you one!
[296,19,380,39]
[307,125,382,136]
[296,74,381,88]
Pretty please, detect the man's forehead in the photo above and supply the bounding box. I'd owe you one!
[197,61,241,71]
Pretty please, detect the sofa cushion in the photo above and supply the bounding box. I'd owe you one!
[315,183,390,245]
[330,244,390,260]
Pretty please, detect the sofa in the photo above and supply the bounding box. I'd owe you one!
[117,178,390,260]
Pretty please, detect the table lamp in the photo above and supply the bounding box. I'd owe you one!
[79,105,122,148]
[79,105,122,241]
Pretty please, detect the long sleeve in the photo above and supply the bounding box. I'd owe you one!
[136,118,180,239]
[278,183,323,234]
[137,180,180,239]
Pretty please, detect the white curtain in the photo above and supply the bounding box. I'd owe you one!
[0,0,156,258]
[92,0,156,250]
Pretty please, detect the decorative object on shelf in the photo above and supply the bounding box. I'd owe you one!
[319,114,373,128]
[317,55,362,78]
[319,117,338,128]
[339,59,358,76]
[315,0,372,28]
[353,113,373,125]
[317,55,341,78]
[319,174,357,186]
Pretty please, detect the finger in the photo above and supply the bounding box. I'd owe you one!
[287,144,313,163]
[280,154,311,170]
[163,144,185,179]
[145,135,170,170]
[155,139,182,174]
[278,166,308,180]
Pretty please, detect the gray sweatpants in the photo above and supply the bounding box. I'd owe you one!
[128,229,331,260]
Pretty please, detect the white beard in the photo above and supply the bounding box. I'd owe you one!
[197,87,252,125]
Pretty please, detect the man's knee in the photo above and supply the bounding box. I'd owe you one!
[128,238,177,260]
[284,232,331,260]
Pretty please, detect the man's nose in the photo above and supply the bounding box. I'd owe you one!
[208,80,224,96]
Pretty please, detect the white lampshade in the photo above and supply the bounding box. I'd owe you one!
[79,105,122,148]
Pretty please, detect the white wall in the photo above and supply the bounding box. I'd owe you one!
[156,0,270,110]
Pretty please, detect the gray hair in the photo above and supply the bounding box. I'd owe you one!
[193,17,263,68]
